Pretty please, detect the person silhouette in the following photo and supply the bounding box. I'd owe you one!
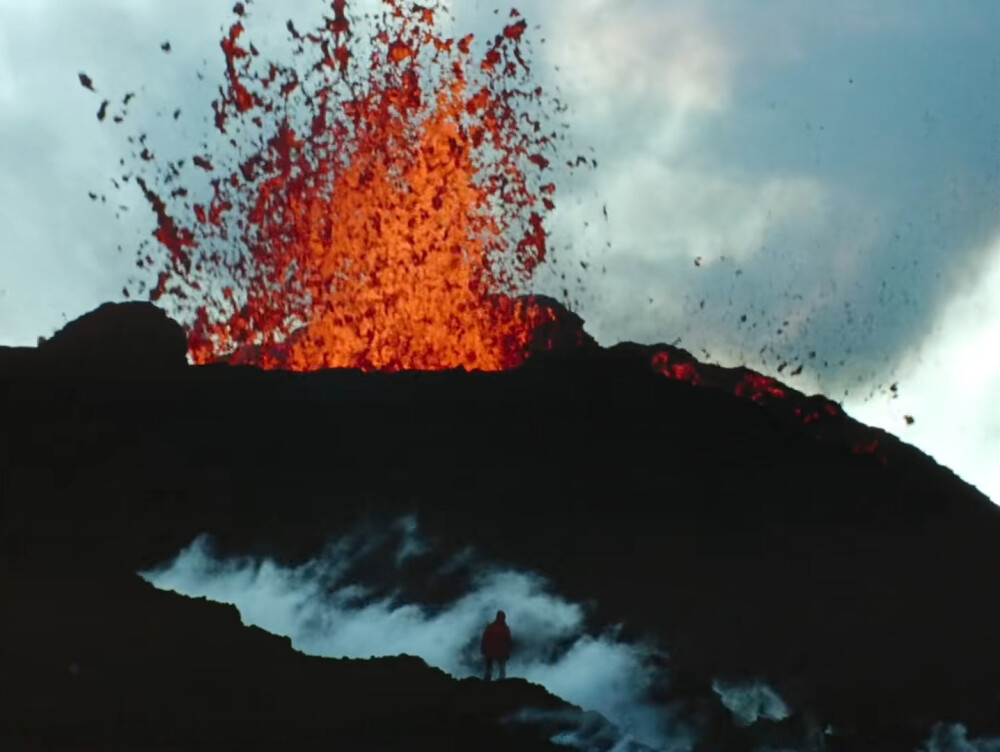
[481,610,511,681]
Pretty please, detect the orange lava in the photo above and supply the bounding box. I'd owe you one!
[133,1,566,371]
[734,372,787,403]
[648,345,888,463]
[651,350,701,384]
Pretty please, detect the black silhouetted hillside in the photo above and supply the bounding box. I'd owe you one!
[2,557,609,751]
[2,301,999,750]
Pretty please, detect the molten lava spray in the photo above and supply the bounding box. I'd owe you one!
[130,1,572,371]
[107,1,883,457]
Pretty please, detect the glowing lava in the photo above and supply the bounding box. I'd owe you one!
[106,1,888,462]
[648,344,886,462]
[130,1,569,371]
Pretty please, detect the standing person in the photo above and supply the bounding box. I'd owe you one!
[481,610,512,681]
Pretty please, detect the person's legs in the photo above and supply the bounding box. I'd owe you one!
[483,657,494,681]
[498,659,506,680]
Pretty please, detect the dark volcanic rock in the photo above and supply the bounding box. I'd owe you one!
[518,293,599,358]
[37,301,188,372]
[0,558,595,751]
[2,300,999,749]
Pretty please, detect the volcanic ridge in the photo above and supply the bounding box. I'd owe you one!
[2,301,999,751]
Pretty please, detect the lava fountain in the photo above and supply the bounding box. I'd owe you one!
[99,0,885,457]
[125,0,579,371]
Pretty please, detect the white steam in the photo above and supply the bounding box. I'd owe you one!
[920,723,1000,752]
[711,678,791,726]
[138,514,990,751]
[139,516,681,750]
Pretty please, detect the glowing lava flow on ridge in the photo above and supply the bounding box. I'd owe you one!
[128,0,573,371]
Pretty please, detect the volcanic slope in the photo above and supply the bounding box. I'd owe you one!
[2,301,999,749]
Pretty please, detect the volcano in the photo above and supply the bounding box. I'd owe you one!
[2,300,999,751]
[5,2,999,749]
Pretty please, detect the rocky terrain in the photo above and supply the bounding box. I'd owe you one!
[2,301,999,750]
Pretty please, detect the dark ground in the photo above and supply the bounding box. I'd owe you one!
[2,302,998,750]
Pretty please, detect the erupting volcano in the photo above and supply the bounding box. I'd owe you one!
[121,0,585,372]
[106,0,887,457]
[107,0,877,452]
[6,3,1000,750]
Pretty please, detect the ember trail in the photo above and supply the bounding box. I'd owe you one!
[128,0,573,372]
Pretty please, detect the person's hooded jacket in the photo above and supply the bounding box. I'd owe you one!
[481,611,511,659]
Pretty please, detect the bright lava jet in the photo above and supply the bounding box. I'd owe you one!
[127,0,570,372]
[106,0,884,457]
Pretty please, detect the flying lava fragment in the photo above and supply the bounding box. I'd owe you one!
[120,0,576,372]
[98,0,880,455]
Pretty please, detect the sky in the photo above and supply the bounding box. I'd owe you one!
[0,1,998,502]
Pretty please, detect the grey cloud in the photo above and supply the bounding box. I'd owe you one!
[525,0,1000,402]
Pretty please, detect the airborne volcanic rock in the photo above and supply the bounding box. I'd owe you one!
[2,301,1000,750]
